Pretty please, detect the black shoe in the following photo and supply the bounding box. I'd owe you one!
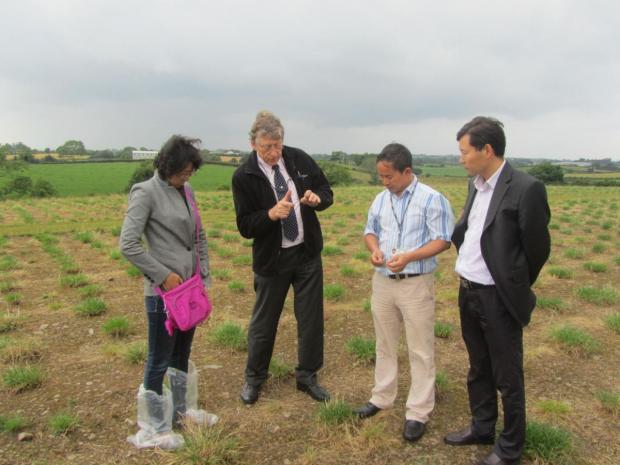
[403,420,426,443]
[296,382,330,402]
[354,402,381,419]
[240,382,260,405]
[475,452,520,465]
[444,425,495,446]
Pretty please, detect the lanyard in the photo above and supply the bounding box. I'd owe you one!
[389,184,415,251]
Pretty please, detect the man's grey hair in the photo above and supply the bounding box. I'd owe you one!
[249,110,285,142]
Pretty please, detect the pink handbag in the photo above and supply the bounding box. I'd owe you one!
[156,186,212,336]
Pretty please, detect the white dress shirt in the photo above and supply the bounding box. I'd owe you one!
[257,155,304,248]
[455,161,506,284]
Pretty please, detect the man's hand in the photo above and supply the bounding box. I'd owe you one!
[386,253,408,273]
[268,190,294,220]
[162,272,183,291]
[299,190,321,207]
[370,249,385,266]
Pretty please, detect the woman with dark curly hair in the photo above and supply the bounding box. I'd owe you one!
[121,135,217,449]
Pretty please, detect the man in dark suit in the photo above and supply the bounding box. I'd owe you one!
[232,111,333,405]
[445,117,551,465]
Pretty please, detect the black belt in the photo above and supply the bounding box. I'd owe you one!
[388,273,421,280]
[460,277,495,289]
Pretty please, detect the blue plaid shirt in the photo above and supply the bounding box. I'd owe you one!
[364,178,454,276]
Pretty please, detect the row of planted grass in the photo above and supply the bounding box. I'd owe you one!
[0,238,44,396]
[71,229,151,363]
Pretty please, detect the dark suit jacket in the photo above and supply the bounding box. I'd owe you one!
[232,146,333,276]
[452,162,551,326]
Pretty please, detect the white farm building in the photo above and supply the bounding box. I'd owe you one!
[132,150,158,160]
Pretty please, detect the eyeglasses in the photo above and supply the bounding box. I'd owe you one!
[256,141,283,152]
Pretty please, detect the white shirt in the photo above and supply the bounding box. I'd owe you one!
[256,155,304,248]
[455,161,506,284]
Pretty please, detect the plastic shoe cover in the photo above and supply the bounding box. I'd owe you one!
[168,361,219,427]
[126,384,185,449]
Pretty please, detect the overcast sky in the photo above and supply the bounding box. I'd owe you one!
[1,0,618,158]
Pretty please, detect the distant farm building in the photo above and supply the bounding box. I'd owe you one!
[132,150,158,160]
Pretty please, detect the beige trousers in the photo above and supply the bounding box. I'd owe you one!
[369,272,436,422]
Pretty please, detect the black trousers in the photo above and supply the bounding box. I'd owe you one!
[245,246,324,386]
[459,285,525,462]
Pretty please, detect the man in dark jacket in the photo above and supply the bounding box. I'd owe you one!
[445,117,551,465]
[232,111,333,405]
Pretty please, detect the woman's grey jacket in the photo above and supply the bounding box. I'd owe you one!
[120,173,209,296]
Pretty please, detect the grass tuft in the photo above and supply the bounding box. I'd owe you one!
[102,316,131,338]
[524,421,573,464]
[324,284,345,301]
[227,281,245,292]
[268,358,294,380]
[3,365,43,392]
[48,412,79,435]
[232,255,252,266]
[595,391,620,415]
[604,313,620,334]
[563,248,585,259]
[583,261,608,273]
[211,322,247,351]
[536,296,565,312]
[345,336,375,362]
[0,280,16,293]
[575,285,619,306]
[60,274,89,288]
[434,321,453,338]
[535,399,570,415]
[4,292,22,305]
[322,245,343,256]
[75,231,93,244]
[550,325,600,355]
[0,414,27,433]
[547,266,573,279]
[316,399,355,425]
[124,342,147,364]
[167,424,240,465]
[435,370,449,392]
[0,256,18,272]
[74,298,107,316]
[78,284,103,298]
[211,269,231,281]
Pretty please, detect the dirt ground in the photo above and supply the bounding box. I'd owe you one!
[0,182,619,465]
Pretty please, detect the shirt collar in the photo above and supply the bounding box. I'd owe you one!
[256,154,285,173]
[473,160,506,192]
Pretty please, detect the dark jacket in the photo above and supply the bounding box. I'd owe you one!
[452,162,551,326]
[232,146,333,275]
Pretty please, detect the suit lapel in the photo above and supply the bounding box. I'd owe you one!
[483,162,512,232]
[461,180,477,226]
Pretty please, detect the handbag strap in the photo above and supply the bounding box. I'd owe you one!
[184,184,202,273]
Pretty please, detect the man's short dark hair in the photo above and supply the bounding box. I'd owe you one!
[154,135,203,179]
[457,116,506,157]
[376,143,413,172]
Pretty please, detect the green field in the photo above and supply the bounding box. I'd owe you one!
[0,179,619,465]
[4,162,236,197]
